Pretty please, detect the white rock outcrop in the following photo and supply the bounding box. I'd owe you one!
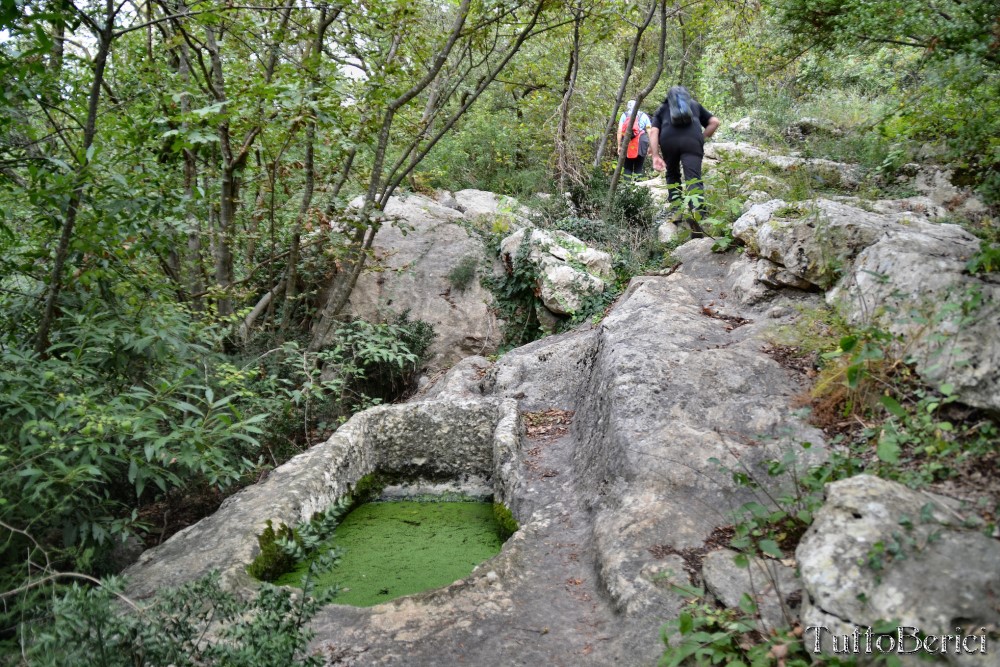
[797,475,1000,666]
[500,227,613,316]
[729,197,999,411]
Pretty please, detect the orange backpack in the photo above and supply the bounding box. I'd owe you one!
[620,116,645,159]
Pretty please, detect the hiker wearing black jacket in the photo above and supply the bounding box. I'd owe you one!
[649,86,720,230]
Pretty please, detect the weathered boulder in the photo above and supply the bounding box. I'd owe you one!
[732,199,894,289]
[797,475,1000,666]
[707,142,862,189]
[499,227,613,316]
[783,117,843,141]
[342,193,500,371]
[658,219,680,244]
[831,217,999,412]
[731,196,999,411]
[729,116,758,134]
[912,167,989,220]
[453,188,532,224]
[702,548,801,633]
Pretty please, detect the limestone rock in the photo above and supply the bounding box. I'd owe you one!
[783,117,843,141]
[726,254,815,306]
[731,196,1000,409]
[707,142,862,189]
[733,198,910,289]
[419,355,491,401]
[729,116,757,134]
[831,219,998,411]
[912,168,989,220]
[658,219,679,244]
[499,227,612,316]
[797,475,1000,666]
[702,548,801,633]
[434,190,461,211]
[453,189,532,223]
[742,190,773,211]
[342,193,501,371]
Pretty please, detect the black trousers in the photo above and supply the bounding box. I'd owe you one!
[623,156,646,177]
[661,134,704,210]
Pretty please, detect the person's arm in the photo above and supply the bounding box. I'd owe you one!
[703,116,720,139]
[649,126,664,171]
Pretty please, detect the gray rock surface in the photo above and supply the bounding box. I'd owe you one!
[702,548,801,633]
[797,475,1000,666]
[732,197,1000,411]
[912,168,989,220]
[453,188,531,223]
[123,398,521,600]
[706,142,862,189]
[344,193,501,371]
[831,216,999,411]
[125,236,827,665]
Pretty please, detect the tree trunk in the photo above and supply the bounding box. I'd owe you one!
[592,0,658,167]
[556,7,583,192]
[35,1,116,354]
[608,0,668,198]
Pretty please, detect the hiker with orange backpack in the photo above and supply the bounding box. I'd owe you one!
[617,99,652,178]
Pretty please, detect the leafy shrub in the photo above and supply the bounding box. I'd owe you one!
[247,520,299,582]
[13,567,336,666]
[568,168,657,229]
[0,302,265,579]
[247,315,435,455]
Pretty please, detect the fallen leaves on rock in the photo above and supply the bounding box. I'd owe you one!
[523,408,574,441]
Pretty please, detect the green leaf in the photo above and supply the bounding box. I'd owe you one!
[738,592,757,614]
[879,394,907,420]
[877,437,900,464]
[846,364,862,389]
[678,612,694,635]
[839,334,858,353]
[758,539,783,558]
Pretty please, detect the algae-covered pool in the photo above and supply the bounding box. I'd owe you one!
[275,501,506,606]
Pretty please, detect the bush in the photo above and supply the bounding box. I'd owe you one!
[0,302,265,580]
[12,568,335,666]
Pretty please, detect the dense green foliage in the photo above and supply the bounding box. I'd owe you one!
[1,0,997,660]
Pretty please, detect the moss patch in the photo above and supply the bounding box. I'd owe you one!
[275,501,506,606]
[493,502,519,540]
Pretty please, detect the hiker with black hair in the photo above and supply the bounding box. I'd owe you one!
[649,86,720,234]
[617,99,652,178]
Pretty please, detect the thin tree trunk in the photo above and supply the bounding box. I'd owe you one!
[35,1,117,354]
[608,0,667,198]
[557,7,583,192]
[592,0,658,167]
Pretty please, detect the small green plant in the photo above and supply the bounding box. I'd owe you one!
[965,240,1000,275]
[448,256,479,291]
[659,586,852,667]
[14,556,339,666]
[481,228,544,349]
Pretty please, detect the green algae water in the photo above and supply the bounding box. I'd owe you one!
[275,501,505,606]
